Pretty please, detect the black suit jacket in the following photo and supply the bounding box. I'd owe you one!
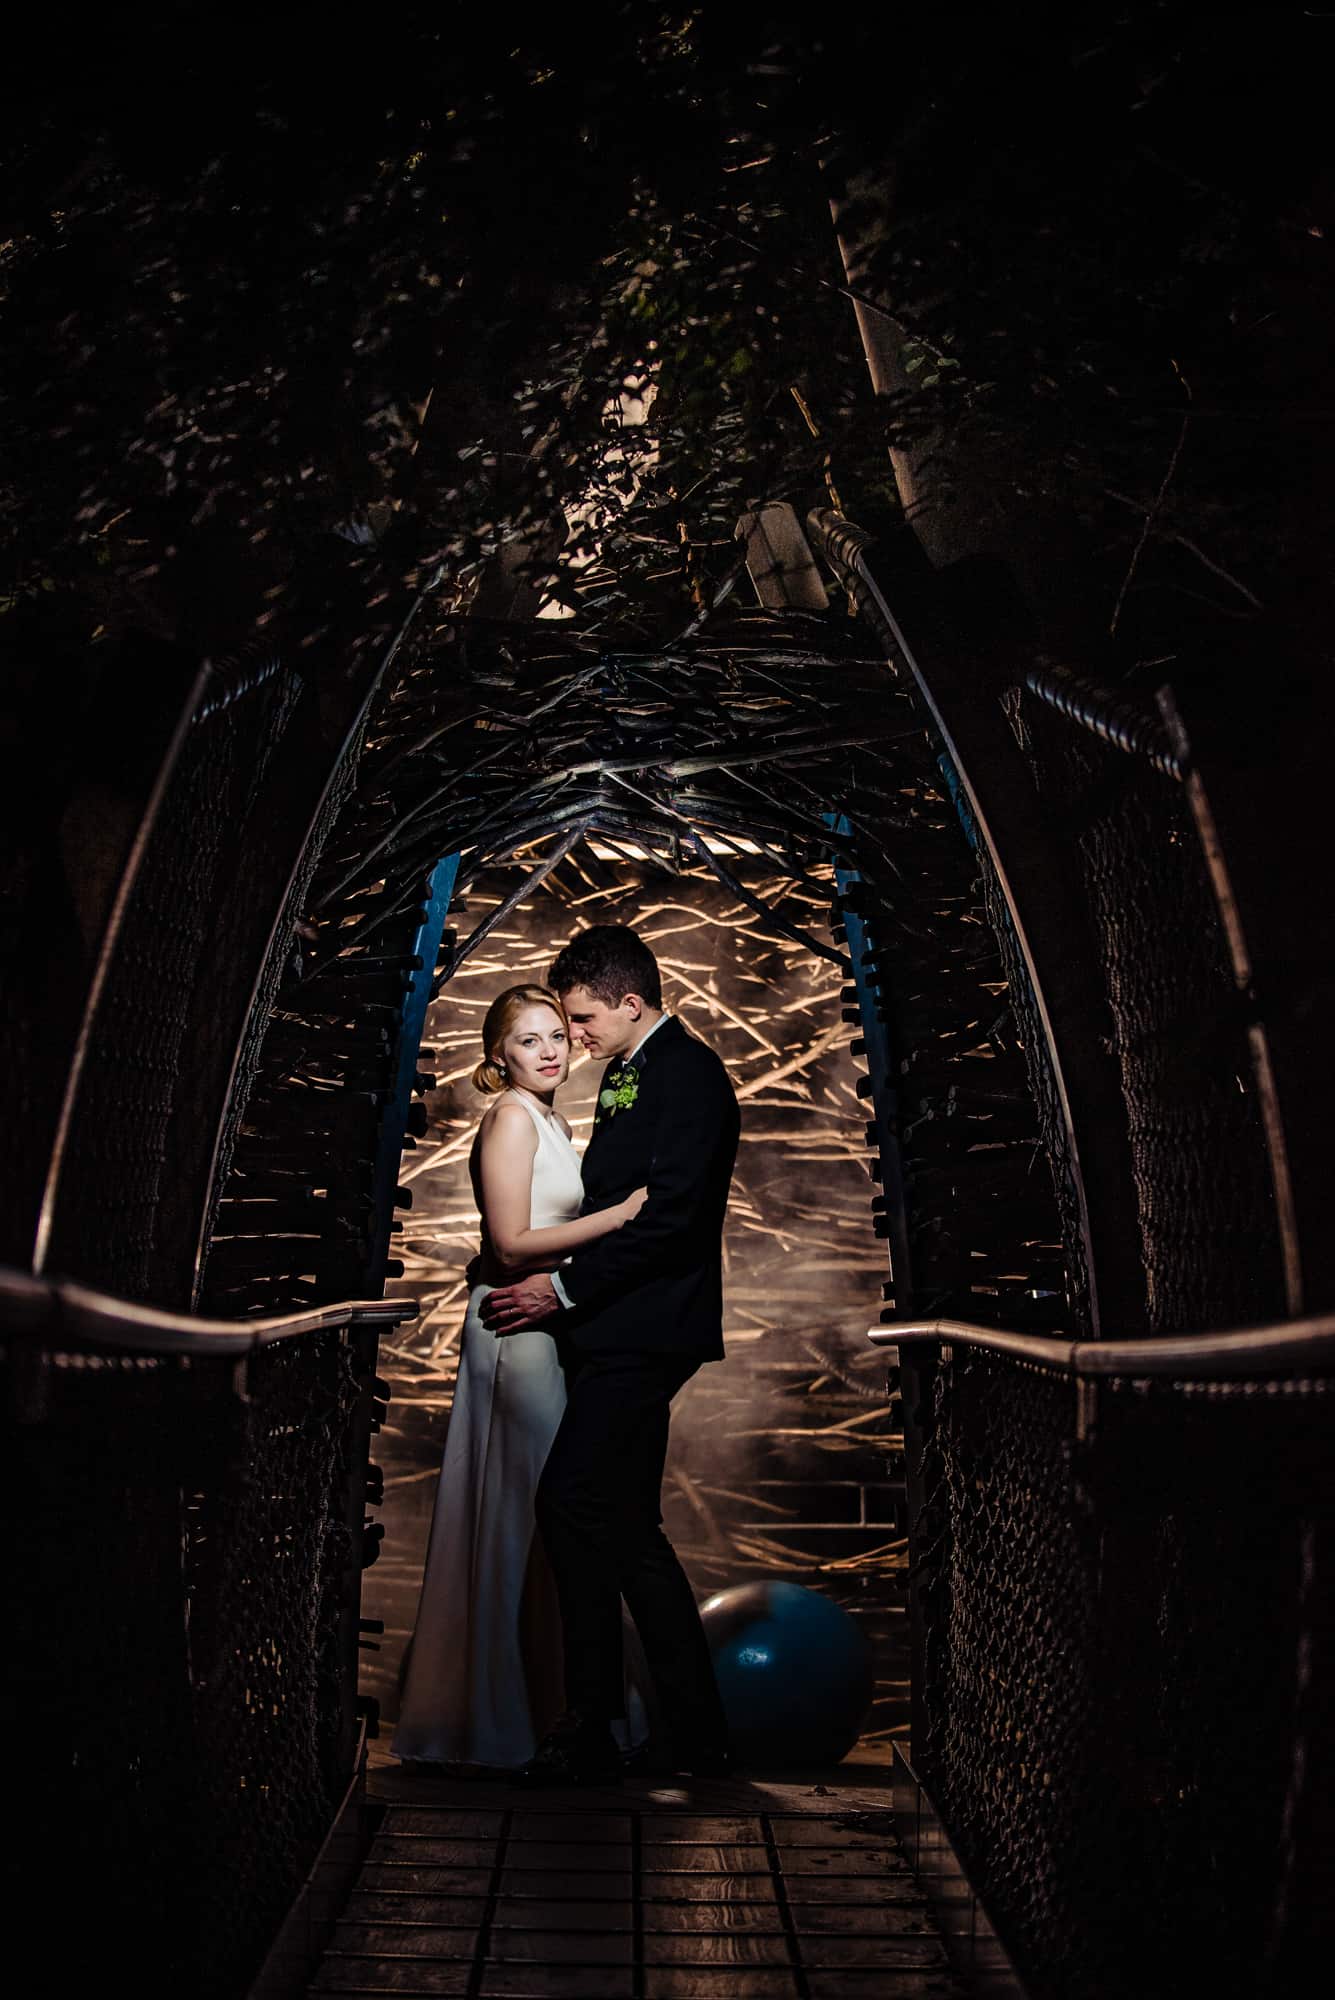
[559,1016,739,1358]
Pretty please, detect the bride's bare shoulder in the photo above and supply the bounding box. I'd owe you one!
[477,1094,538,1148]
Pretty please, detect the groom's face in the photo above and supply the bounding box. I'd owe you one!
[559,985,642,1063]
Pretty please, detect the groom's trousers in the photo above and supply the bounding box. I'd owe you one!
[536,1348,727,1748]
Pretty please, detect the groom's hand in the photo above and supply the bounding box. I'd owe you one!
[482,1271,561,1333]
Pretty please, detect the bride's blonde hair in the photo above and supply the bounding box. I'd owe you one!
[472,984,570,1096]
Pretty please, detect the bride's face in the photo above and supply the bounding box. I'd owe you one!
[500,1004,571,1094]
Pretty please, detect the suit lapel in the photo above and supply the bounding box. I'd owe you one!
[635,1014,684,1074]
[582,1018,682,1186]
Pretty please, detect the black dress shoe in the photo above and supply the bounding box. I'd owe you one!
[518,1711,622,1787]
[618,1742,674,1779]
[620,1739,734,1780]
[674,1745,734,1779]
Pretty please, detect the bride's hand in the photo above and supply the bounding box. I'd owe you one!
[617,1186,649,1224]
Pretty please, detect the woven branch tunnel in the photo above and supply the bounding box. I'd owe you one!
[4,528,1331,1997]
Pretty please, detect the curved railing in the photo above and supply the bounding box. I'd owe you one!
[871,1310,1335,1378]
[4,1270,413,1999]
[1,1266,409,1350]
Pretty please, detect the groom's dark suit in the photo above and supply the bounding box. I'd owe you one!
[536,1015,739,1741]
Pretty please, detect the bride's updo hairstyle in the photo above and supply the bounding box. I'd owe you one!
[471,984,570,1095]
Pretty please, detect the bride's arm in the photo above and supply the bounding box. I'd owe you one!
[478,1098,645,1275]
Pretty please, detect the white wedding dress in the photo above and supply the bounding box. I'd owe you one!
[391,1092,579,1769]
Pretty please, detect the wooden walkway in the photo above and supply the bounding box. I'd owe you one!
[306,1751,959,1999]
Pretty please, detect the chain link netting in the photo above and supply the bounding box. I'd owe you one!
[9,1317,368,1999]
[900,686,1317,1993]
[974,837,1094,1334]
[44,657,305,1300]
[914,1347,1335,1998]
[197,739,366,1307]
[917,1350,1101,1986]
[1016,700,1286,1333]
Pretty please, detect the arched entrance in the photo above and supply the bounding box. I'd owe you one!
[198,601,1071,1343]
[181,591,1076,1767]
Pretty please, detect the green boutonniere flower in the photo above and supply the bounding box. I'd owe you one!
[597,1064,640,1120]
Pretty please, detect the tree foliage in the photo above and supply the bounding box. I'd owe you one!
[1,5,1329,692]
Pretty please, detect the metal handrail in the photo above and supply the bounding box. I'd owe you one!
[0,1266,416,1356]
[1022,660,1183,780]
[869,1313,1335,1378]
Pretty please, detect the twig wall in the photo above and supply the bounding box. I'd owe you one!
[364,843,909,1748]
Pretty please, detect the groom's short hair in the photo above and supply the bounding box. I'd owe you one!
[548,925,663,1008]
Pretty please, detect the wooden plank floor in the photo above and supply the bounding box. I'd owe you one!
[306,1749,959,1999]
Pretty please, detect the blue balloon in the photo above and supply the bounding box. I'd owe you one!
[700,1580,874,1765]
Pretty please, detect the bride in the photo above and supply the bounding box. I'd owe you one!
[392,984,646,1770]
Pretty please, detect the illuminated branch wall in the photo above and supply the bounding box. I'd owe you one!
[363,841,908,1750]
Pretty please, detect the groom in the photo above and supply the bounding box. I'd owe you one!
[483,923,739,1783]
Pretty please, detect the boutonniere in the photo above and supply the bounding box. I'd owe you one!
[597,1063,640,1121]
